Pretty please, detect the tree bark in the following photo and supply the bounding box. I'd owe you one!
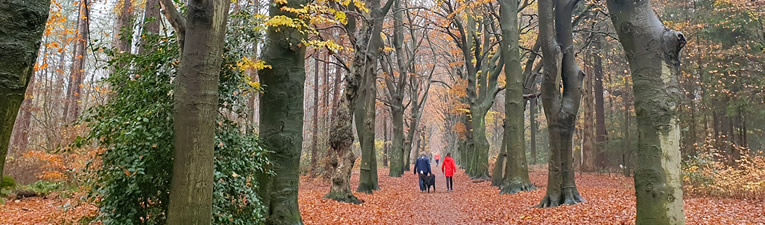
[64,0,89,122]
[166,0,229,224]
[0,0,50,176]
[311,56,320,177]
[256,0,308,223]
[115,0,133,53]
[593,37,608,170]
[138,0,160,54]
[537,0,586,208]
[607,0,687,223]
[530,98,538,165]
[582,54,595,172]
[491,125,507,187]
[499,0,535,194]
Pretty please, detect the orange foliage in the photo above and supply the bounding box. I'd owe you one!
[684,137,765,200]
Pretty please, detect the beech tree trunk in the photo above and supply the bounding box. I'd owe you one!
[499,0,535,194]
[607,0,687,224]
[255,0,308,223]
[593,37,608,170]
[0,0,50,176]
[166,0,229,224]
[356,0,391,193]
[537,0,586,208]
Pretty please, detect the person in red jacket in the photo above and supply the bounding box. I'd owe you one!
[441,153,457,191]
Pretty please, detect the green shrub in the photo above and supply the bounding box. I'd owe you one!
[28,180,63,196]
[1,176,16,190]
[79,10,271,224]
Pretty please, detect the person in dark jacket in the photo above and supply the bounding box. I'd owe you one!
[413,154,431,192]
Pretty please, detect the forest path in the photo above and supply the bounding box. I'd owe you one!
[297,164,765,224]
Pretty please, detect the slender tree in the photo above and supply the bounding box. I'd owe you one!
[166,0,229,223]
[606,0,687,223]
[0,0,50,176]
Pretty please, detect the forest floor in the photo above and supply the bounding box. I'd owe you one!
[0,165,763,224]
[298,165,765,225]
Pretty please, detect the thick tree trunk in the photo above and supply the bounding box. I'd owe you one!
[356,0,390,192]
[356,52,379,193]
[326,35,367,205]
[468,108,490,179]
[389,106,405,176]
[167,1,229,224]
[593,37,608,170]
[607,0,687,224]
[0,0,49,176]
[256,0,307,223]
[537,0,585,208]
[499,0,535,194]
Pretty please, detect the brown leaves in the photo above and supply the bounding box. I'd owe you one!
[298,168,765,224]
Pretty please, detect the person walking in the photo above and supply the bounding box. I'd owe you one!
[434,153,440,165]
[441,153,456,191]
[413,154,432,192]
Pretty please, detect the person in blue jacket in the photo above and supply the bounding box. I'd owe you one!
[413,154,431,192]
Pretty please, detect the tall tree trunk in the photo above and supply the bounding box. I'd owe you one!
[326,35,367,205]
[64,0,89,122]
[356,50,379,193]
[499,0,535,194]
[383,115,389,167]
[607,0,687,223]
[356,0,390,193]
[593,37,608,170]
[138,0,160,54]
[256,0,307,223]
[582,55,595,172]
[11,63,37,153]
[0,0,50,176]
[115,0,133,53]
[389,105,405,176]
[491,124,507,187]
[623,76,632,177]
[537,0,586,208]
[530,98,538,165]
[468,107,491,179]
[310,56,320,177]
[166,1,229,224]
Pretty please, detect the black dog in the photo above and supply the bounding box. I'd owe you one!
[423,174,436,193]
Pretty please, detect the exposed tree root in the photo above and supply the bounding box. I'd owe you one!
[324,192,362,204]
[536,187,585,208]
[499,182,537,194]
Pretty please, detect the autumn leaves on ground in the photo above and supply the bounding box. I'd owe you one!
[4,166,762,225]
